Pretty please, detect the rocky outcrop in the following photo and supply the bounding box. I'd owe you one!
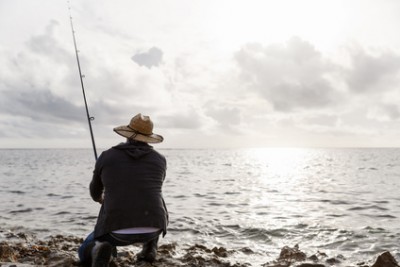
[1,230,399,267]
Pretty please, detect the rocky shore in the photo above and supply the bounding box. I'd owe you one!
[0,229,398,267]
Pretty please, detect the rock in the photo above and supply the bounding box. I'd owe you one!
[296,264,326,267]
[2,228,400,267]
[0,242,16,262]
[158,243,177,257]
[261,261,291,267]
[278,245,307,262]
[187,244,211,253]
[371,251,399,267]
[262,245,307,267]
[325,257,341,265]
[309,251,328,261]
[212,247,229,257]
[239,247,254,255]
[356,261,369,267]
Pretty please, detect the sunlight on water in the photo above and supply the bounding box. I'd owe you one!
[238,148,325,247]
[1,148,400,265]
[245,147,312,180]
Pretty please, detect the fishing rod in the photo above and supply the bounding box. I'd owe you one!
[67,1,98,160]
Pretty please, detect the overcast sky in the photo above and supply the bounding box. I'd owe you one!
[1,0,400,149]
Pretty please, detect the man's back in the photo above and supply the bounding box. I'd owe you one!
[78,113,167,266]
[90,141,168,238]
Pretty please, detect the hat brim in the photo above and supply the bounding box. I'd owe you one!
[113,126,163,143]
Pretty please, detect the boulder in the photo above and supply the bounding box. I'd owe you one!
[278,245,307,262]
[371,251,399,267]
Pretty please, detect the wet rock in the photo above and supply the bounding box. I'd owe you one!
[309,251,328,262]
[356,261,369,267]
[1,228,400,267]
[179,245,241,267]
[317,252,328,258]
[239,247,254,255]
[264,246,330,267]
[0,231,79,266]
[0,242,16,262]
[262,244,307,267]
[262,262,291,267]
[296,264,326,267]
[187,244,212,253]
[371,251,399,267]
[278,245,307,262]
[212,246,229,257]
[325,257,341,265]
[158,242,177,257]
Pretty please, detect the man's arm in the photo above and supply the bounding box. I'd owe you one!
[89,154,104,203]
[90,173,103,203]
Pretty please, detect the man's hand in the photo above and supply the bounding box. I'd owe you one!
[94,194,104,204]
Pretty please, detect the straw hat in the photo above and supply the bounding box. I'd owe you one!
[113,113,163,143]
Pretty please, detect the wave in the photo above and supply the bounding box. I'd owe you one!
[348,205,389,211]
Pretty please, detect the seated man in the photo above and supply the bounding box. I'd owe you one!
[78,113,168,266]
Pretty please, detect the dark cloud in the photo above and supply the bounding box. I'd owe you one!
[131,47,163,69]
[0,85,149,138]
[345,48,400,93]
[265,78,337,112]
[235,37,340,112]
[0,87,84,123]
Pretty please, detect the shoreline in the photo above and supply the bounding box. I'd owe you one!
[0,229,398,267]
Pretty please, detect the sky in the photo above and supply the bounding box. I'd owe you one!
[1,0,400,149]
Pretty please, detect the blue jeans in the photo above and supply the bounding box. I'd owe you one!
[78,230,162,263]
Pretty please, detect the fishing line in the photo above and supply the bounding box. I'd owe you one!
[67,1,98,160]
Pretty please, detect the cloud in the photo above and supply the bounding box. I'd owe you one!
[234,37,340,112]
[0,20,88,125]
[2,0,400,149]
[302,114,339,127]
[204,102,241,131]
[345,48,400,93]
[131,47,163,69]
[367,103,400,122]
[0,87,84,123]
[26,20,74,67]
[157,109,203,130]
[0,17,176,145]
[227,37,400,146]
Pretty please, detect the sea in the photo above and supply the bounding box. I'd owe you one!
[0,147,400,265]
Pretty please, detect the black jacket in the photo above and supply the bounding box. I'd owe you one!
[90,141,168,238]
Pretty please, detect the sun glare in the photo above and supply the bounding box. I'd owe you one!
[247,147,310,179]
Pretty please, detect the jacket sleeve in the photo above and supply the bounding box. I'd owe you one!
[90,153,104,202]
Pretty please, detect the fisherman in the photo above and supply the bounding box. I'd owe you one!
[78,113,168,266]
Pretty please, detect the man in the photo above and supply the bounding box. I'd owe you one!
[78,113,168,267]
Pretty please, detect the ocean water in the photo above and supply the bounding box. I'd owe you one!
[1,148,400,265]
